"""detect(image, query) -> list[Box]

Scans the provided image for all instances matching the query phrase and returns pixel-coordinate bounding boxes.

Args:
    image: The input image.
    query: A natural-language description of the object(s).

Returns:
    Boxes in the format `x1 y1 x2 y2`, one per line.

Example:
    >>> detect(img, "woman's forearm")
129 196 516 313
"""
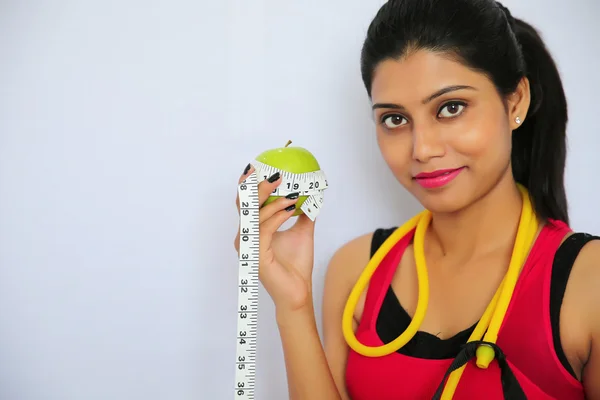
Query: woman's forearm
276 302 342 400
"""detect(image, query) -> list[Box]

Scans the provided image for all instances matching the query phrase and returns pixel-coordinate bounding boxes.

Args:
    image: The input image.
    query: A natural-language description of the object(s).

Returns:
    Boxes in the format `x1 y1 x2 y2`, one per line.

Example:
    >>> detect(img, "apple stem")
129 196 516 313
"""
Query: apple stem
285 140 292 147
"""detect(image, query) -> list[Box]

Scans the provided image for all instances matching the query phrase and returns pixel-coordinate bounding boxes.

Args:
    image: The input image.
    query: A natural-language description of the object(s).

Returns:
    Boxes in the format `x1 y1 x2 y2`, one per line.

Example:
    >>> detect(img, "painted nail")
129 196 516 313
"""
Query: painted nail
285 205 296 212
285 192 300 199
243 163 251 175
267 172 280 183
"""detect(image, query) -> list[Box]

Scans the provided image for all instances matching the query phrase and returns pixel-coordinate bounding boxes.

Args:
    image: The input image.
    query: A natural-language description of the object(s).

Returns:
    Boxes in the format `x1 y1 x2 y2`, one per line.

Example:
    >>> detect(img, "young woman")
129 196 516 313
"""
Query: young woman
234 0 600 398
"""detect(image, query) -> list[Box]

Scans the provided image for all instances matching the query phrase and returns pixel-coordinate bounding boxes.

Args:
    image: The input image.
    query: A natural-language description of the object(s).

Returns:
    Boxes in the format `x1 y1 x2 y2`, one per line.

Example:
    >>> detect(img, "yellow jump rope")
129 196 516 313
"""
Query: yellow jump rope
342 184 539 399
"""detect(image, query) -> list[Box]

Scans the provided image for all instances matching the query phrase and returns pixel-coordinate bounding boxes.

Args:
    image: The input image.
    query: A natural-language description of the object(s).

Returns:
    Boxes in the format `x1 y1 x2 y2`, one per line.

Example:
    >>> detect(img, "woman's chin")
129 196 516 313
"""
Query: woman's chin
411 185 470 215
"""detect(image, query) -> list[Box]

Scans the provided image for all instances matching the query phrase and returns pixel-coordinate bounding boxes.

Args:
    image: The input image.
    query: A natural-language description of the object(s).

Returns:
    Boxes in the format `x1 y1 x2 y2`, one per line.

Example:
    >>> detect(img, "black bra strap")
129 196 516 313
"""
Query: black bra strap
370 227 396 258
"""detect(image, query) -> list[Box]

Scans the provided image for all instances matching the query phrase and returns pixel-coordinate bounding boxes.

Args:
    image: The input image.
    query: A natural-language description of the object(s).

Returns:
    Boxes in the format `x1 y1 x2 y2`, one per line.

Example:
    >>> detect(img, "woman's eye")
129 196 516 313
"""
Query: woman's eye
382 114 407 129
438 102 466 118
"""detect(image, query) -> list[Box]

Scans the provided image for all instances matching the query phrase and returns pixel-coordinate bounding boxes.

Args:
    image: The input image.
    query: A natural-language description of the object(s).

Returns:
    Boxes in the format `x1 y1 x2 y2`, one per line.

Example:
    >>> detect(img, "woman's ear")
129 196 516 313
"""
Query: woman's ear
507 76 532 130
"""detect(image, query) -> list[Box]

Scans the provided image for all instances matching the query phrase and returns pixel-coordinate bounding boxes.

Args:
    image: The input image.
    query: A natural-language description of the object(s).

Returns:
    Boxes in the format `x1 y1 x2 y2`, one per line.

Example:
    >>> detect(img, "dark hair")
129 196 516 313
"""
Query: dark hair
360 0 569 224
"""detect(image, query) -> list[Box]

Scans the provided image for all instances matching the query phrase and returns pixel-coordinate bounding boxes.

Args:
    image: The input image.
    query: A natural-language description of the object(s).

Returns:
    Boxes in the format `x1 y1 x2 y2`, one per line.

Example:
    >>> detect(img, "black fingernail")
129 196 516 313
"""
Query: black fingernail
243 163 251 175
285 205 296 212
285 192 299 199
267 172 280 183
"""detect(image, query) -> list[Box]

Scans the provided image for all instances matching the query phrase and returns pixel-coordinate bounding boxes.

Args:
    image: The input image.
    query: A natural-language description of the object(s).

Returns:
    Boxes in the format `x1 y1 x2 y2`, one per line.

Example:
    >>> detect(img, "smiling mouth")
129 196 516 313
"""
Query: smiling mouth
413 167 465 189
414 167 464 179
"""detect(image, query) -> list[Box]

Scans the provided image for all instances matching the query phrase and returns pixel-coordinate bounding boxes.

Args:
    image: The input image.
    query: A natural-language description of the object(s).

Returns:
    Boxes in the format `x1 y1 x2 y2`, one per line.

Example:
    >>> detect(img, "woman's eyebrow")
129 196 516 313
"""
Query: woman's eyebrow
372 85 477 110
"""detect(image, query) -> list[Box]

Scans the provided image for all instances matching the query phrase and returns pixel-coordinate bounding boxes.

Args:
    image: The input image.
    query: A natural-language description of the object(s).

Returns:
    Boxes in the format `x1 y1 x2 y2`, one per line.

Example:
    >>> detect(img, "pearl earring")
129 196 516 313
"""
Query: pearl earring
515 116 521 124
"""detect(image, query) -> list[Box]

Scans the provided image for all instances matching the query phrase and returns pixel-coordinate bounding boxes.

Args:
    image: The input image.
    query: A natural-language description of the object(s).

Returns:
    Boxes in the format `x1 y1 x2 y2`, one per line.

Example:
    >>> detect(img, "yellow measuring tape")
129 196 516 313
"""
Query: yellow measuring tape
342 184 539 398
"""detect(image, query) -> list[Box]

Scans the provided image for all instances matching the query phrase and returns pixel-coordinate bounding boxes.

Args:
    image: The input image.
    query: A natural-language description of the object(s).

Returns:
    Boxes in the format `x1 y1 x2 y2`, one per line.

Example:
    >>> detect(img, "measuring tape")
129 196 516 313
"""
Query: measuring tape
235 159 328 399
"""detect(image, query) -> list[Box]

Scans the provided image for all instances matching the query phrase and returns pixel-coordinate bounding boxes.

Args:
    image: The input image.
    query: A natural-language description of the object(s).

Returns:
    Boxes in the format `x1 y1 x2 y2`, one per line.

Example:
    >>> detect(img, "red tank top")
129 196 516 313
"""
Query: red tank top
345 219 585 399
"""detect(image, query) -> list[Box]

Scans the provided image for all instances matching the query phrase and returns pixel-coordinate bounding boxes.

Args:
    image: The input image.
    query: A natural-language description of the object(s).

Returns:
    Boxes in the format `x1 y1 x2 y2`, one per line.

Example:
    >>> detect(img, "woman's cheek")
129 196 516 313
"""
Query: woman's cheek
452 107 510 154
448 117 506 158
384 147 414 185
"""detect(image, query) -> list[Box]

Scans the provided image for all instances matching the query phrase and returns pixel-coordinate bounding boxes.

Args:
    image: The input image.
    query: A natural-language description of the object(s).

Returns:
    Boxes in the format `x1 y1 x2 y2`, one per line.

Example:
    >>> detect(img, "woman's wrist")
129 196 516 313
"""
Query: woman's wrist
275 301 317 329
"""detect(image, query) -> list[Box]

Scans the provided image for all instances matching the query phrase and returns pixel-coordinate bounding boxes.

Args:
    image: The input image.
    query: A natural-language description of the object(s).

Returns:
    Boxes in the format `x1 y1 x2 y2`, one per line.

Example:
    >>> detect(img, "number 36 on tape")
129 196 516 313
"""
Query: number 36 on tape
234 160 328 399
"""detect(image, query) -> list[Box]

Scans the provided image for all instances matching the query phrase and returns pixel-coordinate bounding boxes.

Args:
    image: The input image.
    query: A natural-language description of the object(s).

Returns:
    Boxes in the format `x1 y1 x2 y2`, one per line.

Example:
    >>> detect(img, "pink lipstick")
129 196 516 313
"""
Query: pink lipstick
414 167 464 189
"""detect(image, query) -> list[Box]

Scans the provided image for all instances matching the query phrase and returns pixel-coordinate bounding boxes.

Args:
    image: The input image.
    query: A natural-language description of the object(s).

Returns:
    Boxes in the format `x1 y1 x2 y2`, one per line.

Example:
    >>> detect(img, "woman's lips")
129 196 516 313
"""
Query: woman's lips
414 167 465 189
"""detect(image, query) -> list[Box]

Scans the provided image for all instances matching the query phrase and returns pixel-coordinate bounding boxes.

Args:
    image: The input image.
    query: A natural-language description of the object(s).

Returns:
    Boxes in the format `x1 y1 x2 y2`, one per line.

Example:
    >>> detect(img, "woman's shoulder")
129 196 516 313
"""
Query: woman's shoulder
325 226 398 279
561 232 600 320
325 231 375 285
555 228 600 298
555 229 600 380
321 226 398 316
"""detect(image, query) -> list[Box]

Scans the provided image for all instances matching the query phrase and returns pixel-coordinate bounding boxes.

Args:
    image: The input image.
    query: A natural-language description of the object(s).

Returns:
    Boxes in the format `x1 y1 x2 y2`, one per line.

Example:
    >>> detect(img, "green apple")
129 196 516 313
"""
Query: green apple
255 140 321 216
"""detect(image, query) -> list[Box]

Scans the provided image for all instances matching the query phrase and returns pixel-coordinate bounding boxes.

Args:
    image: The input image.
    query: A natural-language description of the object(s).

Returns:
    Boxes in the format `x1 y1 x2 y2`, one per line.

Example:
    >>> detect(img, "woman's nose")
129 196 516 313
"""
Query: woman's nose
411 125 445 163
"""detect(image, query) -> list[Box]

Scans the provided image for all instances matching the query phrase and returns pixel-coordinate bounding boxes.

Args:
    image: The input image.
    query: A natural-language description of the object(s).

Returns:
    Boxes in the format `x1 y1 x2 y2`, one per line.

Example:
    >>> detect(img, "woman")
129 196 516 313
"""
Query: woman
234 0 600 398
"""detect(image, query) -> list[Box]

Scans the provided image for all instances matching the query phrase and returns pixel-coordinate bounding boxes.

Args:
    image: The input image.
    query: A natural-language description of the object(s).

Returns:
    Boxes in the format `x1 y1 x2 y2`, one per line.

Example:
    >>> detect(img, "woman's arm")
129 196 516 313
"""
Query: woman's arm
276 233 372 400
580 241 600 399
322 233 373 400
583 336 599 399
563 240 600 398
276 305 342 400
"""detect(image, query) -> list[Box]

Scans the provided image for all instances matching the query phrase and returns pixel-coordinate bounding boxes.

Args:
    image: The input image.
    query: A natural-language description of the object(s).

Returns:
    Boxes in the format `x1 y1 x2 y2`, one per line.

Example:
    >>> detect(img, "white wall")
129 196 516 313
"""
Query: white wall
0 1 598 399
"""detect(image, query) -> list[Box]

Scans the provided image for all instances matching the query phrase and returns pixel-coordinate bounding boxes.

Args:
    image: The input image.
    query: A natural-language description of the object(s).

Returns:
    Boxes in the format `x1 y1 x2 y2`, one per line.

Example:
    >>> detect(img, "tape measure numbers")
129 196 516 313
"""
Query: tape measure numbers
235 170 260 400
250 160 328 220
235 160 328 399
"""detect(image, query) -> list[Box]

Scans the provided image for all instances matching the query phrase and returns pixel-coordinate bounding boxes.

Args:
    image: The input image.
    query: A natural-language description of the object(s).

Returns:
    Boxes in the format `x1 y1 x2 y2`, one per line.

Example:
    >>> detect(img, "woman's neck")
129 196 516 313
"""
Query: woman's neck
427 177 524 264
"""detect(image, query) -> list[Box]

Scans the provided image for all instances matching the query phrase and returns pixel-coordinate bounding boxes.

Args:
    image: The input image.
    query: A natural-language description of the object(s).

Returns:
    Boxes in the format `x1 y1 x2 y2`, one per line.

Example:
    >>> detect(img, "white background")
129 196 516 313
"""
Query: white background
1 0 598 399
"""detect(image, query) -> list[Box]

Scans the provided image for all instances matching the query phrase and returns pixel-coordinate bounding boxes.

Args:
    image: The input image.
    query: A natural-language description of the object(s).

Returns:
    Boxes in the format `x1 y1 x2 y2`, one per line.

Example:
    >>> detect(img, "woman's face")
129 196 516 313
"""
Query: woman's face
370 49 527 214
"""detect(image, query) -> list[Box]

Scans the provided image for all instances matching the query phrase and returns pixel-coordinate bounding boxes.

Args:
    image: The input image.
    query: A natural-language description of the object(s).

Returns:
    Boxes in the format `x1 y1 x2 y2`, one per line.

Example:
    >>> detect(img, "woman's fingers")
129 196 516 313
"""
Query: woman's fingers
234 164 288 252
257 172 283 206
235 193 299 253
259 202 298 251
259 192 300 223
236 166 283 211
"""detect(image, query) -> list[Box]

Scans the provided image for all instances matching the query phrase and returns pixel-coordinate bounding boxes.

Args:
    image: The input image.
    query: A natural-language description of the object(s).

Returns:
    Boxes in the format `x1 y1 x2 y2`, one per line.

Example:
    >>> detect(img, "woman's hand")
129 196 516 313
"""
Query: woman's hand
234 164 317 313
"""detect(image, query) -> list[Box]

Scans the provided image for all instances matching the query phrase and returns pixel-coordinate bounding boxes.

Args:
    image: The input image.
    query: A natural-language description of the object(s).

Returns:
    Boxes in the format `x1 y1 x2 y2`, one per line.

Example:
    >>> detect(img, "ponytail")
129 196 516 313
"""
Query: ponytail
507 12 570 224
